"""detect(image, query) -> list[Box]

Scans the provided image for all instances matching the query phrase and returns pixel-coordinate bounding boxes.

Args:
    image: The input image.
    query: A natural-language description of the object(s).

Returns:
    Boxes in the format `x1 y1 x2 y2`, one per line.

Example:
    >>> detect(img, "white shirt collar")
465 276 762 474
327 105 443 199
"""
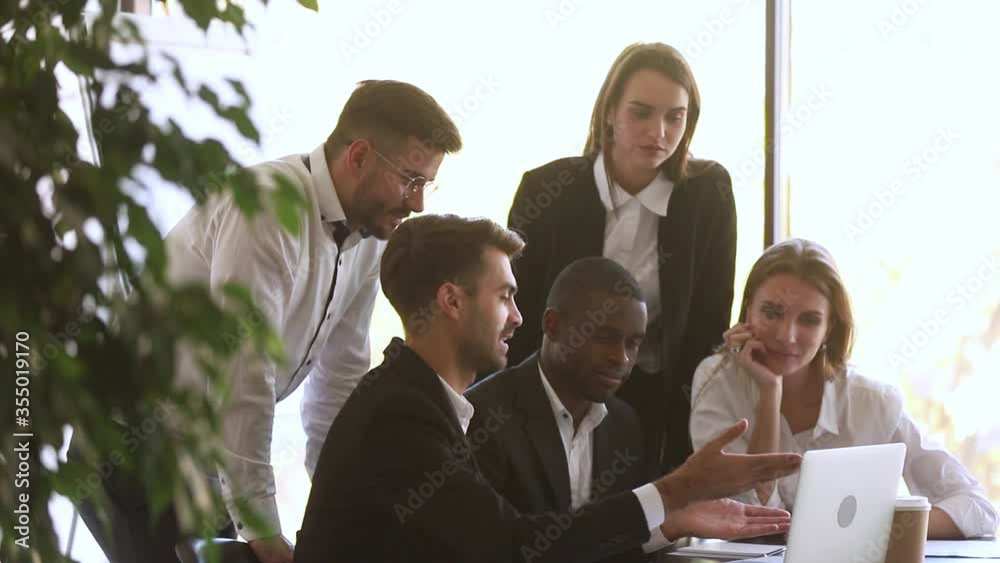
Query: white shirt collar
537 361 608 430
437 375 475 434
593 152 674 217
308 143 348 225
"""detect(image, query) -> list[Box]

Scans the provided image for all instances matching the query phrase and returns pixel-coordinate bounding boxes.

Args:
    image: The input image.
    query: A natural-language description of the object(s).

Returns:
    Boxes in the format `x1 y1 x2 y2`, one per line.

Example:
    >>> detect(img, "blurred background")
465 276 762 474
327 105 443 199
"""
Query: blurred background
53 0 1000 559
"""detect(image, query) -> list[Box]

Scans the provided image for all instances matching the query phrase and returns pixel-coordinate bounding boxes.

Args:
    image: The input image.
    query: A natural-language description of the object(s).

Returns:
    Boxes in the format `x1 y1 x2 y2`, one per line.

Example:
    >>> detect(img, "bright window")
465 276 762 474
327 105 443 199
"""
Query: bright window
786 0 1000 506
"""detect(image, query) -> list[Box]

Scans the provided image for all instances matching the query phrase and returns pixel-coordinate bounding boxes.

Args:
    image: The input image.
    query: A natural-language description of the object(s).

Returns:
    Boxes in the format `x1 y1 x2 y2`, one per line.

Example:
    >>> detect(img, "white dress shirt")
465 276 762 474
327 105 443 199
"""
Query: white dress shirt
438 376 475 434
165 143 385 540
537 363 673 551
690 354 1000 538
593 153 674 373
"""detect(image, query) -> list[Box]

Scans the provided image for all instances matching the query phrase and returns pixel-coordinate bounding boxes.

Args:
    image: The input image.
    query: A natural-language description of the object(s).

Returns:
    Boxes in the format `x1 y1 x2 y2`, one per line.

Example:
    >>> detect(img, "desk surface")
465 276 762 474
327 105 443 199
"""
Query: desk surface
663 537 1000 563
665 556 999 563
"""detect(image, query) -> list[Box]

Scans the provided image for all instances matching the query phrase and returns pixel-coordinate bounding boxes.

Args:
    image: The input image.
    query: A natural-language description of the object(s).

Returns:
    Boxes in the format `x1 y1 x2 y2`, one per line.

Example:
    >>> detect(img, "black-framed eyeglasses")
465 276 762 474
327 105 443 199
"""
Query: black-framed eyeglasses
373 149 439 199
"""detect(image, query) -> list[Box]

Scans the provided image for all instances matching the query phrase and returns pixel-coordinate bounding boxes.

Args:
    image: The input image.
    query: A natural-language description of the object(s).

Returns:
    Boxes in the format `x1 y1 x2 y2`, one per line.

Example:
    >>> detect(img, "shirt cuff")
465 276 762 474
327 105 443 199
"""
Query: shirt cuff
643 525 676 553
228 494 281 542
934 495 993 538
632 483 667 530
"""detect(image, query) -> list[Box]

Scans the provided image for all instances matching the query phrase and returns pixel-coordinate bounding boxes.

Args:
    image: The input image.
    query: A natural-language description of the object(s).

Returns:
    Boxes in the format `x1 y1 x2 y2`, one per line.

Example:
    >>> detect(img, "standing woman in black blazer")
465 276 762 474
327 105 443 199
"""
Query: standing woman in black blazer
505 42 736 473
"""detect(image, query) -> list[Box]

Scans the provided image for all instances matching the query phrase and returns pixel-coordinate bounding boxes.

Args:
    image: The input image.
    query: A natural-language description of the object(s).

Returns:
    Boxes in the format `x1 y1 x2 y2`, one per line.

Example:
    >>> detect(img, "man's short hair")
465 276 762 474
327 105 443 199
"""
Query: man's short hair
381 214 525 327
546 257 645 313
325 80 462 161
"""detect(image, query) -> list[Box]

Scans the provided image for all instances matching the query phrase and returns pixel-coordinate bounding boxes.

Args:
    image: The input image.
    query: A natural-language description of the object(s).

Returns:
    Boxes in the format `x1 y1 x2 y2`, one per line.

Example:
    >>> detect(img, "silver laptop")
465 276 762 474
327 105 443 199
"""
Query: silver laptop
752 443 906 563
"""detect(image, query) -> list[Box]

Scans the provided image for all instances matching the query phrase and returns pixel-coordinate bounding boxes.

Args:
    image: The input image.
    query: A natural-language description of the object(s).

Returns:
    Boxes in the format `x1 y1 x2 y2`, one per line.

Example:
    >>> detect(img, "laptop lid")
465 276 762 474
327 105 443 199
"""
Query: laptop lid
783 443 906 563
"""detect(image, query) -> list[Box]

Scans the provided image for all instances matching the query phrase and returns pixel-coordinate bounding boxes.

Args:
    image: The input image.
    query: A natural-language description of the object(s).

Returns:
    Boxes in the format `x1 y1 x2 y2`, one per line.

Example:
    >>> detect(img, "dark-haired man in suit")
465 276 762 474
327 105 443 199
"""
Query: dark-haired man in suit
468 257 781 561
296 215 798 563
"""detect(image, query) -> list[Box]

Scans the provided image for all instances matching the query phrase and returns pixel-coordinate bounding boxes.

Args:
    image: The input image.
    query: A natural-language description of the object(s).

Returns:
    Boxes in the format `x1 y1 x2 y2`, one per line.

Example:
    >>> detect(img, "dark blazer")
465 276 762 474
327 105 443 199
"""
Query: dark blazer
466 353 659 563
505 155 736 472
295 338 653 563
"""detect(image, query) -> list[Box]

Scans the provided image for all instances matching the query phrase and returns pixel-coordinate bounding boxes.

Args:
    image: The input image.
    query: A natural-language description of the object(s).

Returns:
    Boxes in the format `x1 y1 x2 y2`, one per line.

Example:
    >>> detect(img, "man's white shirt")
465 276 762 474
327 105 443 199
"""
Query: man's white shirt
536 362 673 552
165 143 384 540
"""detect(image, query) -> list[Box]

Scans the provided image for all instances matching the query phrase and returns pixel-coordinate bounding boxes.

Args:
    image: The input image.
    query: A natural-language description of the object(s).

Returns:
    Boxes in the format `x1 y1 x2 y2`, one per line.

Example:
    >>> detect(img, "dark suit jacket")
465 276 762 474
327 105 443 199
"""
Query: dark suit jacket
295 338 653 563
466 353 658 563
505 155 736 471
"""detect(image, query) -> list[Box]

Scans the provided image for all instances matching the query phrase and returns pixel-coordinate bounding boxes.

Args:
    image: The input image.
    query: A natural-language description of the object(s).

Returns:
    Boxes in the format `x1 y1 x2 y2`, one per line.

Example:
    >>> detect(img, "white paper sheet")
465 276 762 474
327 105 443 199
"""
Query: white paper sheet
925 539 1000 558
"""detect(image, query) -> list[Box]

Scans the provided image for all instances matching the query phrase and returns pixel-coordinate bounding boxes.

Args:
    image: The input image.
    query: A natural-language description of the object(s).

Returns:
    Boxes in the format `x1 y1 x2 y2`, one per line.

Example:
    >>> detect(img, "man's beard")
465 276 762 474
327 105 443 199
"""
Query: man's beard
350 172 404 240
458 314 507 376
348 173 378 236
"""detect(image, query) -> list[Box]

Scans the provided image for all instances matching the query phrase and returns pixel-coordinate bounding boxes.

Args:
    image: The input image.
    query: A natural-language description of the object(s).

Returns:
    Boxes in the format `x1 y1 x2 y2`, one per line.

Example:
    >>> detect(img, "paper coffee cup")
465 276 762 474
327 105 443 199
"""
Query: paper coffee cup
884 496 931 563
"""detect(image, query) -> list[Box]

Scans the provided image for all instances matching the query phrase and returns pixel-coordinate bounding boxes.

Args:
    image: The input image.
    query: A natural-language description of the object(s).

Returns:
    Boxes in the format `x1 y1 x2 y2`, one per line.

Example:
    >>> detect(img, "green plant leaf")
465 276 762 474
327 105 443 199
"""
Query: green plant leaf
272 173 306 236
127 202 166 283
226 78 252 108
0 1 320 559
178 0 218 30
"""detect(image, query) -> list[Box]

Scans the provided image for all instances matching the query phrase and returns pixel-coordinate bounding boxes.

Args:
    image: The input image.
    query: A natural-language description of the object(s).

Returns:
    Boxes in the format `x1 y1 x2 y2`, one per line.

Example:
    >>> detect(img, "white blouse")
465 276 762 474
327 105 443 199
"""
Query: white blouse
592 153 673 373
689 354 999 538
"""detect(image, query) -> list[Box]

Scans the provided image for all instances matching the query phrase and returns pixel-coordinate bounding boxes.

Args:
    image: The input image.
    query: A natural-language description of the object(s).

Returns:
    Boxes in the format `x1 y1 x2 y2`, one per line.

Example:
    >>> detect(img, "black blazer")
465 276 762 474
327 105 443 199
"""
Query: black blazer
505 155 736 472
295 338 653 563
466 353 659 563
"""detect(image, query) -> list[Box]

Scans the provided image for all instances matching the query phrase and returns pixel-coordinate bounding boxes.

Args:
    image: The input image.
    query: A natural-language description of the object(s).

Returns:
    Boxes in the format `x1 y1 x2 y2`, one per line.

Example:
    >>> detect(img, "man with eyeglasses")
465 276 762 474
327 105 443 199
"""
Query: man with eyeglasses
73 80 461 563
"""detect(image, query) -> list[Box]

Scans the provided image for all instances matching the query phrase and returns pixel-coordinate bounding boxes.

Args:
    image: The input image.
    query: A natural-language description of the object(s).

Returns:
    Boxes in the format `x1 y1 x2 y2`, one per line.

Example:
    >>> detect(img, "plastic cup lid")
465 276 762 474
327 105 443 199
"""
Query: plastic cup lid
895 495 931 510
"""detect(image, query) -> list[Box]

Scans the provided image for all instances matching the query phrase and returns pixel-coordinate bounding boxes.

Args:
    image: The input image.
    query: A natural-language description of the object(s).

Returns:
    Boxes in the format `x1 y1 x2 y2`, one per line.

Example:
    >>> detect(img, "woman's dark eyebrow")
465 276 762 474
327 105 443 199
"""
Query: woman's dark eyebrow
627 100 687 112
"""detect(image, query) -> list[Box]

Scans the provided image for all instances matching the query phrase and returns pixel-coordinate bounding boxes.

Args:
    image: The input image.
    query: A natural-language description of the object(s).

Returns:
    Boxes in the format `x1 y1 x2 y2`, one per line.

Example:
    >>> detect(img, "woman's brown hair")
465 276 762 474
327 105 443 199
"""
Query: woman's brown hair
584 42 702 184
692 238 856 407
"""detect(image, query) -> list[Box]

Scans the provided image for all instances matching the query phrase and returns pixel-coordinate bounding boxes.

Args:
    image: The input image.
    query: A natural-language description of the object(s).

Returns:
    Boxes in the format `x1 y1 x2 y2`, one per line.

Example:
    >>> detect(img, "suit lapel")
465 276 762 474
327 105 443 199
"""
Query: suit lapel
656 182 691 382
515 356 573 509
557 156 606 261
389 338 466 440
590 418 612 499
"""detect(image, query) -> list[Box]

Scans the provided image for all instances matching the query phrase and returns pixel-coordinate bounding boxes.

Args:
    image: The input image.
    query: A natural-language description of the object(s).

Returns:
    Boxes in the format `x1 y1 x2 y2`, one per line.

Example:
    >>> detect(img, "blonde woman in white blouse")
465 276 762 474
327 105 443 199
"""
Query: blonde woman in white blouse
689 238 998 539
